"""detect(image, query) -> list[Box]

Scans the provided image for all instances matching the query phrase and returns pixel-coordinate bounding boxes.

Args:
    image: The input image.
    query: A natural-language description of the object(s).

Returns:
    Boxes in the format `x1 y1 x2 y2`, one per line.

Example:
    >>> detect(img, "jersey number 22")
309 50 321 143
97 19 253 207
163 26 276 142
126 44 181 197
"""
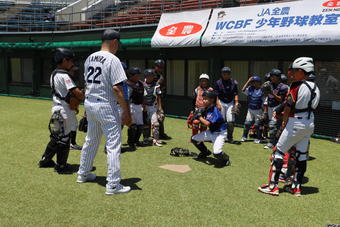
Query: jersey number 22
87 66 101 84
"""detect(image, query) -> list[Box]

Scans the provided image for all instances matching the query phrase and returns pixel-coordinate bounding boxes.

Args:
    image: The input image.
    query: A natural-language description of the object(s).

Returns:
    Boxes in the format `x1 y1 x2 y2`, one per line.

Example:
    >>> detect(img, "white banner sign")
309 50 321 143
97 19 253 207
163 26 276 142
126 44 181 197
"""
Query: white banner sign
151 9 211 48
200 0 340 46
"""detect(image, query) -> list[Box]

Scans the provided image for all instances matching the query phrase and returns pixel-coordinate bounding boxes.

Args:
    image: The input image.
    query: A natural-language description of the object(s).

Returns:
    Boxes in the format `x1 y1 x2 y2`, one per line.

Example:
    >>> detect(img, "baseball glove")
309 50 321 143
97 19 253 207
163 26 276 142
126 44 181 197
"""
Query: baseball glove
170 147 197 157
192 108 207 120
261 81 273 95
69 95 82 113
78 116 88 132
231 103 241 115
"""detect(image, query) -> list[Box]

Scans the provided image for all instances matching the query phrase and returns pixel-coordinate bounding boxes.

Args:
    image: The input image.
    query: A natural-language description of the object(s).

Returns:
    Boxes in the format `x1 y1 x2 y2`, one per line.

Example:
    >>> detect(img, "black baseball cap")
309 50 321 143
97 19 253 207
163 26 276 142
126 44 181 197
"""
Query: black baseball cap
128 67 141 76
102 29 120 41
221 66 231 73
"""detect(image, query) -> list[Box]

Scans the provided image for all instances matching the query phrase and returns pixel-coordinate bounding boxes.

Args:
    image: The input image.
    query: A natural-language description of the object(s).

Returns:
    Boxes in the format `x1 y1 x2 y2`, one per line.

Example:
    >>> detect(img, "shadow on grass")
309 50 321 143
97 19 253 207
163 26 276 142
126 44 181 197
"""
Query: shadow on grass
193 157 230 169
302 186 319 195
93 176 142 190
68 164 96 174
308 156 316 161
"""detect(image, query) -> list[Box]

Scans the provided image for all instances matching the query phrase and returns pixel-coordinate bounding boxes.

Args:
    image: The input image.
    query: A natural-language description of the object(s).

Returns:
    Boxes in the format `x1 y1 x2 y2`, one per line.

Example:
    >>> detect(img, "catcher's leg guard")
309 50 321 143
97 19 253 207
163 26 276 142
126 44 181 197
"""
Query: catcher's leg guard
39 138 58 167
56 142 70 167
292 159 307 189
227 122 235 141
255 124 263 140
268 120 278 145
192 120 200 136
268 150 284 185
127 124 138 146
213 152 230 167
159 119 165 137
70 131 77 145
152 122 160 140
242 121 252 138
191 138 211 158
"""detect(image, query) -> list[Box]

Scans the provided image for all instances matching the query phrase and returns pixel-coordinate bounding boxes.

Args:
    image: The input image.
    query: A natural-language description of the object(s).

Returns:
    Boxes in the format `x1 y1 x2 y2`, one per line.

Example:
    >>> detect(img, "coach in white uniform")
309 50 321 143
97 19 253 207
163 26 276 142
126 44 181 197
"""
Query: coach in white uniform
77 29 132 195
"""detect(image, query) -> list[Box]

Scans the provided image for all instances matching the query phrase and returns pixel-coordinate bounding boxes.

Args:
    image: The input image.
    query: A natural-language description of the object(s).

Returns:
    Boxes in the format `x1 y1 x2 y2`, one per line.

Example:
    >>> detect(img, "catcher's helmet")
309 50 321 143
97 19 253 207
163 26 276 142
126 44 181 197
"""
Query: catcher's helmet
270 69 282 77
121 62 127 70
127 67 141 77
292 57 314 73
54 48 75 64
281 74 288 83
221 66 231 73
199 73 210 80
154 59 165 67
251 75 261 82
144 69 155 76
202 90 217 99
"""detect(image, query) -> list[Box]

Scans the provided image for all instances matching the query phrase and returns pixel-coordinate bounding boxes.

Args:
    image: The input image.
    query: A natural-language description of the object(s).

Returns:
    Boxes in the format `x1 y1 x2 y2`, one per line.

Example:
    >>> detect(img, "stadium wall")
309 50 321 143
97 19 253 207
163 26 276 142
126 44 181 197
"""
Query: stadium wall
0 27 339 137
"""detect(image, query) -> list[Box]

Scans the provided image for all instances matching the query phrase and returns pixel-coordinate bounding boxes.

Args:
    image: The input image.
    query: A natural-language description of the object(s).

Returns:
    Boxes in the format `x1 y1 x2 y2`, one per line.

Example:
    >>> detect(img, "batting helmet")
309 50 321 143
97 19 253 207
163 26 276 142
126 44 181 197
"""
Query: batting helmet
202 90 217 99
251 76 261 82
127 67 141 77
154 59 165 67
281 74 288 83
270 69 282 77
144 69 155 76
199 73 210 80
221 66 232 73
54 48 75 64
292 57 314 73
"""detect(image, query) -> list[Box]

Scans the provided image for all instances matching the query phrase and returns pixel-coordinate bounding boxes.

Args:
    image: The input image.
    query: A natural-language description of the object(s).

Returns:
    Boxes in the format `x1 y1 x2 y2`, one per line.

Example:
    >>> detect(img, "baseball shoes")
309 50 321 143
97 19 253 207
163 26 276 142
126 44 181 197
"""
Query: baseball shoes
70 144 82 150
240 137 247 142
153 139 163 147
38 159 56 168
54 164 73 174
197 150 212 159
264 143 273 149
106 183 131 195
284 185 301 197
76 173 97 183
258 184 279 196
227 139 241 145
160 134 172 140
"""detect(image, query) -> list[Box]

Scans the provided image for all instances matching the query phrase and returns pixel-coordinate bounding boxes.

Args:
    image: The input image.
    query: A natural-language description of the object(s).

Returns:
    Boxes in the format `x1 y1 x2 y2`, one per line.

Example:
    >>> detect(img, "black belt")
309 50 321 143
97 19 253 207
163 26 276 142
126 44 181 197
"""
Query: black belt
86 97 100 101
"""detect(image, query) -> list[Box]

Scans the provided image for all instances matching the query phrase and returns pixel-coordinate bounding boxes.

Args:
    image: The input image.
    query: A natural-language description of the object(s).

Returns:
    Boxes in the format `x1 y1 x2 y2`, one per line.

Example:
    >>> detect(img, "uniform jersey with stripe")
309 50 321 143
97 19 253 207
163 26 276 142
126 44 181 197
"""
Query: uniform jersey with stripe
50 69 76 105
84 50 127 102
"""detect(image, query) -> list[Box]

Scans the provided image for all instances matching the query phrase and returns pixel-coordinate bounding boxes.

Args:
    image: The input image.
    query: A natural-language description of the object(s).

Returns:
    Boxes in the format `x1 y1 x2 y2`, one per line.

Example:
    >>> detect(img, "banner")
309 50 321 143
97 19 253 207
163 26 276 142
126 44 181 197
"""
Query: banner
201 0 340 46
151 9 211 48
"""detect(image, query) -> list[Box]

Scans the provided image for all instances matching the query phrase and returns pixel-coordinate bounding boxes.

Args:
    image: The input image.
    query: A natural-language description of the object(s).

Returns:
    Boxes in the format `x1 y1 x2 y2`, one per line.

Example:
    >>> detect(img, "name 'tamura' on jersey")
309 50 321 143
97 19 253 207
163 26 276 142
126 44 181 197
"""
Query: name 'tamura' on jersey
84 50 127 103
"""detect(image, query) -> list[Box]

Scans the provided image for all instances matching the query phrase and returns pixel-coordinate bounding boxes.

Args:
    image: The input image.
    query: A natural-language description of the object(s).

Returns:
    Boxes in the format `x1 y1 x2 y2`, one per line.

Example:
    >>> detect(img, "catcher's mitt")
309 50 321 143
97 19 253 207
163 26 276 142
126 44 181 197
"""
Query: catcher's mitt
170 147 197 157
261 81 273 95
192 107 207 120
231 103 241 115
78 116 88 132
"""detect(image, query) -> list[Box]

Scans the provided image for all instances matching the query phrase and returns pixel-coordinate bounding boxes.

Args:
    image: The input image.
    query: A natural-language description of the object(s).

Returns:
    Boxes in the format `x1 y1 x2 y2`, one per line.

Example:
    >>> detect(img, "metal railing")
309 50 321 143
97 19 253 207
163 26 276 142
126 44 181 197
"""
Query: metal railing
0 0 295 32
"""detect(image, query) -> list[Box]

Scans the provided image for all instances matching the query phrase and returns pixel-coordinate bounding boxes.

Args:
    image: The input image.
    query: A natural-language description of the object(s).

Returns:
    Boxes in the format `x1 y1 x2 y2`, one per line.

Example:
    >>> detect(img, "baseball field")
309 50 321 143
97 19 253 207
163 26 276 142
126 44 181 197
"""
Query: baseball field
0 96 339 226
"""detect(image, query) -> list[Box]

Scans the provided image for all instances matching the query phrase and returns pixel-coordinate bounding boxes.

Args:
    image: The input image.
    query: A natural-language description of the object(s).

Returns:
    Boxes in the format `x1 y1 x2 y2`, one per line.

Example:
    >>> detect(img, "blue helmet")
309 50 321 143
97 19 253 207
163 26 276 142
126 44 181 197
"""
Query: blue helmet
270 69 282 77
251 75 261 82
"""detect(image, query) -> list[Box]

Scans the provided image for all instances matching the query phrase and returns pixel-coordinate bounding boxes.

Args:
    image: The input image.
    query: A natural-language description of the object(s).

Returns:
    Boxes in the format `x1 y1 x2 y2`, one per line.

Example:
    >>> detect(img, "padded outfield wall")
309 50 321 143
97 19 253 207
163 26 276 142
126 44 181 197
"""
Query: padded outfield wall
0 27 339 138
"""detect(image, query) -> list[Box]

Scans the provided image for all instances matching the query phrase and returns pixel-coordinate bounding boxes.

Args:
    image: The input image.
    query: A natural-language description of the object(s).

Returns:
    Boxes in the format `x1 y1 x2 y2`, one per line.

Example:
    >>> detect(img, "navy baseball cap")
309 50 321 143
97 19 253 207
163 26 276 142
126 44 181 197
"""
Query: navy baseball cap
144 69 154 76
102 29 120 41
154 59 165 67
221 67 231 73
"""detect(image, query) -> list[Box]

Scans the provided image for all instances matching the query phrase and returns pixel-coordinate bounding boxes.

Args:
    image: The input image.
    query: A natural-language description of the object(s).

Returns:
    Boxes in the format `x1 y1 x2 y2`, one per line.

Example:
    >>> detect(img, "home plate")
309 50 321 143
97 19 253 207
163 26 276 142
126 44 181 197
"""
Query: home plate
159 164 192 173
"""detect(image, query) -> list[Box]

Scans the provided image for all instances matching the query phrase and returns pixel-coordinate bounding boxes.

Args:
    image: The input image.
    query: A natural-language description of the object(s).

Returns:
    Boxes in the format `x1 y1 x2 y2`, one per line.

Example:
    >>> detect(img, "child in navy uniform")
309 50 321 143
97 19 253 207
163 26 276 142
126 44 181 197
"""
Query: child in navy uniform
241 76 265 143
191 90 231 167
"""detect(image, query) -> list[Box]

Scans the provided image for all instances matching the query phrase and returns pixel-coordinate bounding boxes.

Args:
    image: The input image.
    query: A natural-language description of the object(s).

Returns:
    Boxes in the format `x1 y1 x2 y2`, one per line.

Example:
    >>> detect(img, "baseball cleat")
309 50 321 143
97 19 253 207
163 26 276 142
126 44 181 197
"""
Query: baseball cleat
38 159 56 168
106 184 131 195
285 185 301 197
153 139 163 147
264 143 274 149
240 137 247 142
76 173 97 183
160 134 172 140
227 139 241 145
54 164 73 174
197 150 212 159
258 184 279 196
70 144 83 150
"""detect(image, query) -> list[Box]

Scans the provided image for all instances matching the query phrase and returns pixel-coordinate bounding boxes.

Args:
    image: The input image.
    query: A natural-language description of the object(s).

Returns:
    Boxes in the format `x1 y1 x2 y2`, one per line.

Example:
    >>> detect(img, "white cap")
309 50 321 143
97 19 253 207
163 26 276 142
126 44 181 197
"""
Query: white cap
292 57 314 73
199 73 210 80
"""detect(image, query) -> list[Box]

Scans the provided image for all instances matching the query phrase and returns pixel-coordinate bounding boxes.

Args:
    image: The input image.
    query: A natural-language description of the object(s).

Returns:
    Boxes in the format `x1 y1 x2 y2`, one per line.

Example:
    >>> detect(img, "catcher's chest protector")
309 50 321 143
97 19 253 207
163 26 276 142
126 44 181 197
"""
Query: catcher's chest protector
130 81 144 105
144 82 158 105
195 86 212 108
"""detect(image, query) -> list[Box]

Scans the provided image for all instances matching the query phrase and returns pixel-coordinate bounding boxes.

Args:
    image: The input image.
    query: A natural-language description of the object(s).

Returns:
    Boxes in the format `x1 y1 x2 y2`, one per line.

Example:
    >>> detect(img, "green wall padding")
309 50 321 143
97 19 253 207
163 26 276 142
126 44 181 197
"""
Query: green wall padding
0 38 152 49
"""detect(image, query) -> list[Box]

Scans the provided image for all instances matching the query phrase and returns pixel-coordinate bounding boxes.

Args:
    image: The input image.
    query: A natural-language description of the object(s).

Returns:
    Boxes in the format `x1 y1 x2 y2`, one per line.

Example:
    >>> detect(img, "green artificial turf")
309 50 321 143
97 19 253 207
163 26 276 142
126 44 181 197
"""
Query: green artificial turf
0 96 339 226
